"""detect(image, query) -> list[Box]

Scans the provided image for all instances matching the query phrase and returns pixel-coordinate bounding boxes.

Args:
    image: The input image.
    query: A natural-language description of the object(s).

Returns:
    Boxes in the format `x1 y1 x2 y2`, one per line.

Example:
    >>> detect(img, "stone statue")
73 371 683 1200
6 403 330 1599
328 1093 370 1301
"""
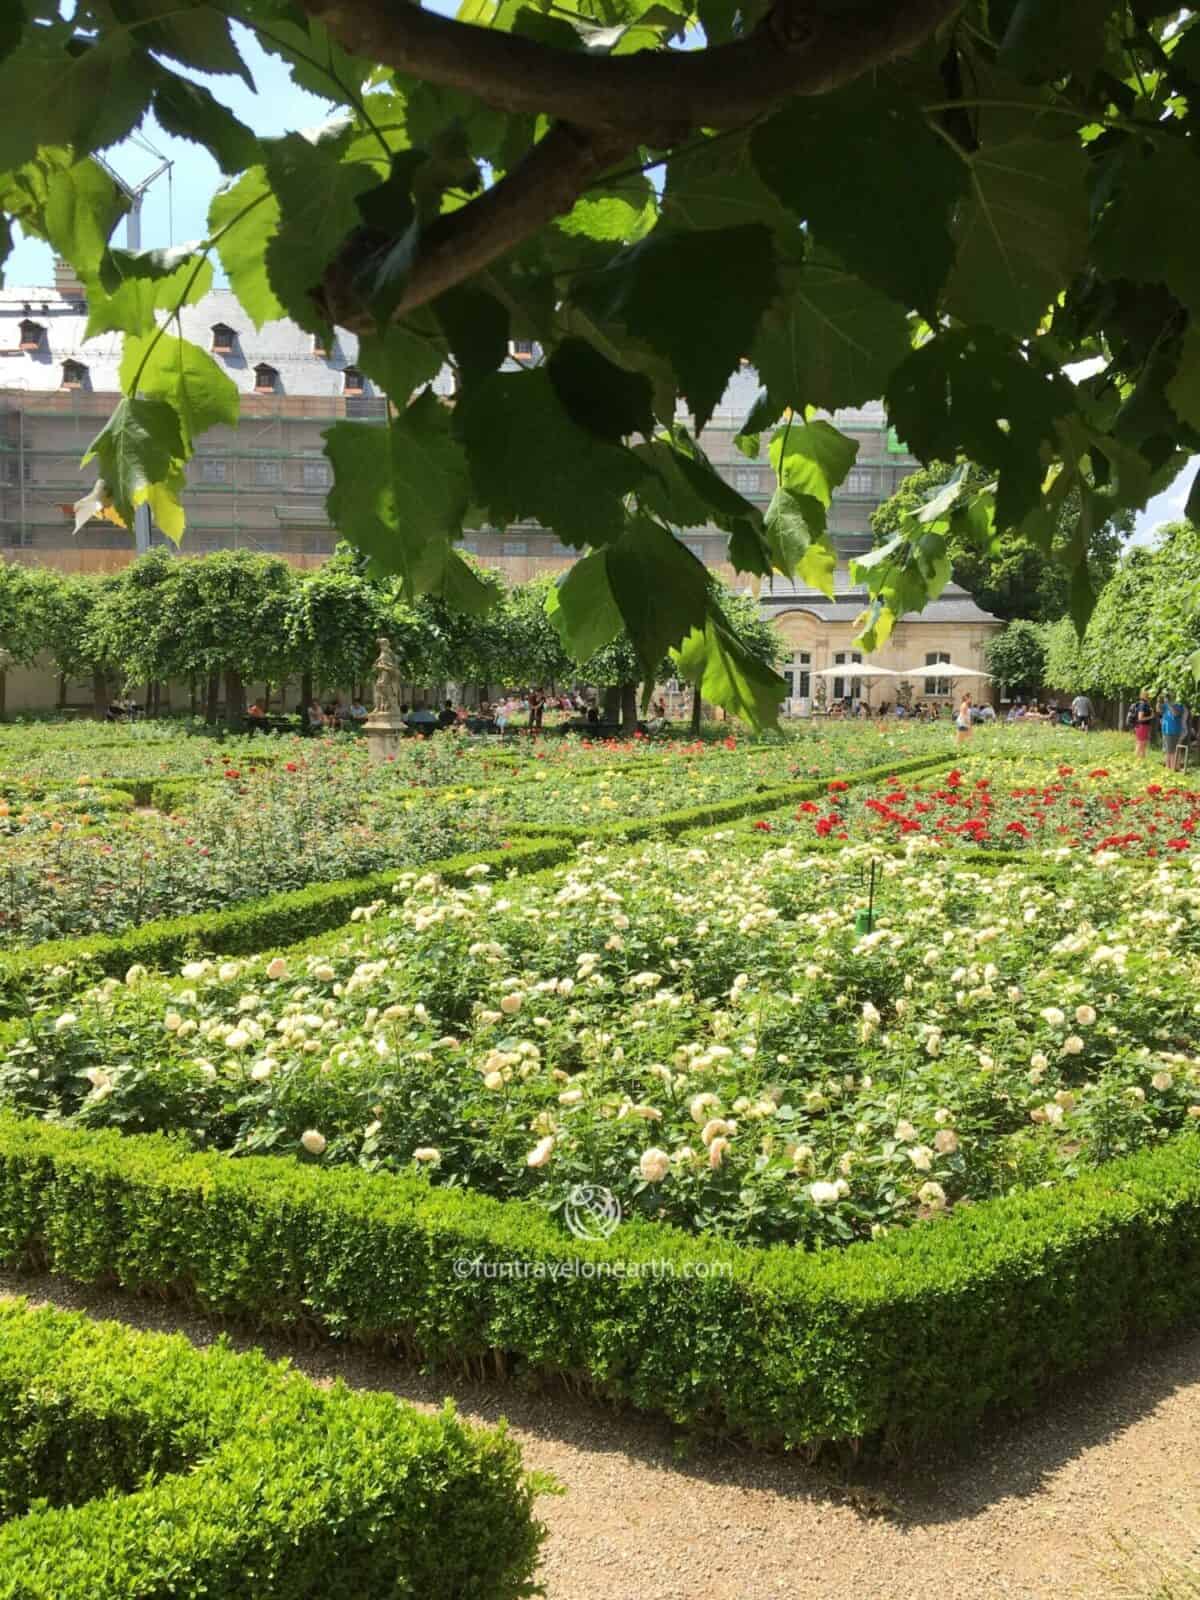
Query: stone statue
371 636 403 715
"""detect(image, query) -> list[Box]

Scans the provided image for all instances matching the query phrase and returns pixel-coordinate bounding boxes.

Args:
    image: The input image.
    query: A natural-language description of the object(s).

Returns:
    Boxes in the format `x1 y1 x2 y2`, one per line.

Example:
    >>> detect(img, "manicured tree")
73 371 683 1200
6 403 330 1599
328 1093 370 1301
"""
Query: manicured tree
162 552 296 724
87 552 182 712
0 560 45 718
985 620 1048 702
32 570 120 716
285 562 389 707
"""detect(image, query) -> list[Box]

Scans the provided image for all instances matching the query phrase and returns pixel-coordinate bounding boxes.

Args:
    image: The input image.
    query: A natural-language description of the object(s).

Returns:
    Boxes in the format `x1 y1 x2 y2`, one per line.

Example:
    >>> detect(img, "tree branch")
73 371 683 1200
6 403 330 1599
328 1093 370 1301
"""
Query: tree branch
301 0 964 134
320 122 636 330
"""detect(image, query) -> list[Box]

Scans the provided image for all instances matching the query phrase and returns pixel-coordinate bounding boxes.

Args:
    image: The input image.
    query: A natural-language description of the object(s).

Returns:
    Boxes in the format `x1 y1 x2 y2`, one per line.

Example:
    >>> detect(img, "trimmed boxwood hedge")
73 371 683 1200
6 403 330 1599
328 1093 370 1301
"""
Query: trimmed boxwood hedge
2 1116 1199 1449
0 835 573 1016
0 1298 545 1599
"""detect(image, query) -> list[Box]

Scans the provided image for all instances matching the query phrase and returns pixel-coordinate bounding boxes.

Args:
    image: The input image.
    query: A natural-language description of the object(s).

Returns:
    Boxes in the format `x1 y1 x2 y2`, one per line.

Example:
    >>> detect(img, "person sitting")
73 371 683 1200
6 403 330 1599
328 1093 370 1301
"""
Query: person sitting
246 699 269 735
646 698 669 736
305 699 326 732
437 698 458 730
406 702 438 737
348 698 368 723
585 704 600 726
329 698 348 730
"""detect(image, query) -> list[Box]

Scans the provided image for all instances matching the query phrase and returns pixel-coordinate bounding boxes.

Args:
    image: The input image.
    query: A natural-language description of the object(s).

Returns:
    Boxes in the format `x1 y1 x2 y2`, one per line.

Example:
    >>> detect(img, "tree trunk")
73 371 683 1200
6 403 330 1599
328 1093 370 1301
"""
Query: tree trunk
0 669 6 721
56 673 67 710
602 685 620 723
300 671 313 714
92 670 108 720
691 685 702 736
151 680 162 716
205 673 220 725
189 679 197 718
223 667 245 726
620 682 638 731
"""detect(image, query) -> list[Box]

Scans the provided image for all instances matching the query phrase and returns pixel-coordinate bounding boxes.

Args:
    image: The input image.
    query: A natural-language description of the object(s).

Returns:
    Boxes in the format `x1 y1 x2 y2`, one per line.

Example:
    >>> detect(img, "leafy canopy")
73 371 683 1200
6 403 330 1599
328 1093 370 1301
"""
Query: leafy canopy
4 0 1200 721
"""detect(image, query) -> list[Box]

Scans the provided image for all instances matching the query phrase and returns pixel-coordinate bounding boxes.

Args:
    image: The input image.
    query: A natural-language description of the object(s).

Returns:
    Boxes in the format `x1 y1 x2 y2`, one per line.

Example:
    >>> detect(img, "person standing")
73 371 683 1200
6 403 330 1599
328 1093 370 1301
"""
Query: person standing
1071 691 1093 730
1131 690 1155 759
1160 693 1188 770
955 692 973 745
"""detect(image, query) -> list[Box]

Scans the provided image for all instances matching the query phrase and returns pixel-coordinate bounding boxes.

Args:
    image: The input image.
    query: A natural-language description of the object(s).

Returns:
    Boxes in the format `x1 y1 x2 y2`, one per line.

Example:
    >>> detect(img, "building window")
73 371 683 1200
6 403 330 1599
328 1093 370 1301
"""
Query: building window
510 340 535 360
18 320 44 351
833 650 862 702
789 651 811 701
733 468 761 494
342 366 364 394
502 538 528 556
924 652 951 696
198 456 228 483
302 457 330 489
254 459 283 485
253 363 278 394
61 359 87 389
210 323 236 354
846 468 875 496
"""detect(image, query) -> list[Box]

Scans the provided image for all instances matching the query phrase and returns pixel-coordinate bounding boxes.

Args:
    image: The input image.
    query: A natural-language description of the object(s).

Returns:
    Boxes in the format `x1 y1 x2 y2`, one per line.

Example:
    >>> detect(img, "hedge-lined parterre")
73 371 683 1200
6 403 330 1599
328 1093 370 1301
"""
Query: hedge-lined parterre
0 1296 548 1598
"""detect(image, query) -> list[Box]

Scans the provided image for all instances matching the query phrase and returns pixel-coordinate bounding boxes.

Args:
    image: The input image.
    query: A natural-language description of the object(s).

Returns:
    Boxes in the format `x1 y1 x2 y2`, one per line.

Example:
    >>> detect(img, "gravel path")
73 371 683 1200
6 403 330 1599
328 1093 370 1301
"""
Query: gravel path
3 1269 1198 1599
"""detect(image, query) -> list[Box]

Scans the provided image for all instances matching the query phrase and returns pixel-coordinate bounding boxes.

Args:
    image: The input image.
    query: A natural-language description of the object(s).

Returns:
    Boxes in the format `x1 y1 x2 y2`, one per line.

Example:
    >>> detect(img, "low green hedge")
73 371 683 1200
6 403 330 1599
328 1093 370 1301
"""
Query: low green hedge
0 835 573 1016
3 1116 1198 1448
0 1298 545 1599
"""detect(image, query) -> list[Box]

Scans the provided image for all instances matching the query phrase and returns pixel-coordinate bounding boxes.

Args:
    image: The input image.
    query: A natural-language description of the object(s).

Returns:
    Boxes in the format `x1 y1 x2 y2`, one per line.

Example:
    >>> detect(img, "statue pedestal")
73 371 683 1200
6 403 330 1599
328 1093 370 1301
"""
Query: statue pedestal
364 711 407 763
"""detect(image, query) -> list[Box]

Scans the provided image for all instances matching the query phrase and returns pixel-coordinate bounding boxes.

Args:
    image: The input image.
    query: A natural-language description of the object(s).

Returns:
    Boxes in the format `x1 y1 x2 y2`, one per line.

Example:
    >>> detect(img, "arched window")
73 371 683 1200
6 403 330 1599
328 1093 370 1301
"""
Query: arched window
18 320 44 351
61 359 87 389
342 366 364 394
210 323 236 354
253 362 278 393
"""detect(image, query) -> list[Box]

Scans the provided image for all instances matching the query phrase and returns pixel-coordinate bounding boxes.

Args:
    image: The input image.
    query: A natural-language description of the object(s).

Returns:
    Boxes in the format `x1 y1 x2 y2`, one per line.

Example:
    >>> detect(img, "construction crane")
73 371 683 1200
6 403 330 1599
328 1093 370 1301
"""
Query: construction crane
96 133 174 253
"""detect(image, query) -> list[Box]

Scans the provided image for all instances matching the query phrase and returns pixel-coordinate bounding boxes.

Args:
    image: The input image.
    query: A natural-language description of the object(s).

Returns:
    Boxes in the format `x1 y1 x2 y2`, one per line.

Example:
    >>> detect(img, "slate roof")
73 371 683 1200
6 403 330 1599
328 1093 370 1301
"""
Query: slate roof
758 572 1002 626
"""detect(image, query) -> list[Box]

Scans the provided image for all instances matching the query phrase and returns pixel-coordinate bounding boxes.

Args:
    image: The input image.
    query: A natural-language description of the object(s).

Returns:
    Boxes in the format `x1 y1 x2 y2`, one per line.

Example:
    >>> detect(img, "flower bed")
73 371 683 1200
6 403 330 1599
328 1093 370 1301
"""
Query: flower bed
0 1297 545 1598
7 835 1200 1249
761 760 1200 857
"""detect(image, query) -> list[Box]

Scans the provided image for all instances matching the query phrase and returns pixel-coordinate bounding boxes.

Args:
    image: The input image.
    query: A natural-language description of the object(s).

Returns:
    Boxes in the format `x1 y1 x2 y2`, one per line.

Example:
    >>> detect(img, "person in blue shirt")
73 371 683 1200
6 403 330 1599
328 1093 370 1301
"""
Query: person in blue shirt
1160 694 1189 771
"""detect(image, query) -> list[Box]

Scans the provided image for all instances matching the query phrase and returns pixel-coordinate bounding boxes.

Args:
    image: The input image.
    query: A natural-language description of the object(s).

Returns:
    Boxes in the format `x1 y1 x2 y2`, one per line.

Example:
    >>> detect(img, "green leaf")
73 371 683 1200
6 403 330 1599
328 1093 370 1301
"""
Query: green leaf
0 4 23 69
388 389 473 585
209 169 285 329
751 80 966 313
433 285 510 386
88 246 213 338
42 158 127 268
733 388 781 459
752 252 912 412
249 10 375 97
1168 326 1200 430
105 0 253 82
1092 143 1200 317
323 423 395 567
356 319 445 401
672 610 785 728
548 552 624 661
81 397 185 527
0 27 159 171
999 0 1113 82
547 338 654 442
120 334 240 451
154 75 259 175
604 516 710 681
942 136 1089 337
263 131 378 332
763 486 836 593
573 223 778 429
455 369 649 546
768 419 858 508
662 130 797 232
435 548 497 614
144 462 189 544
886 328 1076 527
558 172 657 242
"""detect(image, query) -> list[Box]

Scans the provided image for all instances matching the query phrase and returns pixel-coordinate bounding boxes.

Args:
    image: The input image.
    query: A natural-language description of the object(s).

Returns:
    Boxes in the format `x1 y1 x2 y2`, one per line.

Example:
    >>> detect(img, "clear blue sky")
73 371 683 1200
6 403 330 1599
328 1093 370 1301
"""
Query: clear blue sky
4 12 1192 542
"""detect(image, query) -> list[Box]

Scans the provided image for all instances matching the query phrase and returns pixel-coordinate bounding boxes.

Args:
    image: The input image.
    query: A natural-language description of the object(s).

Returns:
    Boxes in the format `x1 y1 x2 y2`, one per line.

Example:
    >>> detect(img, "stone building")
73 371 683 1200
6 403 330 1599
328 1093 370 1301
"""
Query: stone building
0 283 1001 710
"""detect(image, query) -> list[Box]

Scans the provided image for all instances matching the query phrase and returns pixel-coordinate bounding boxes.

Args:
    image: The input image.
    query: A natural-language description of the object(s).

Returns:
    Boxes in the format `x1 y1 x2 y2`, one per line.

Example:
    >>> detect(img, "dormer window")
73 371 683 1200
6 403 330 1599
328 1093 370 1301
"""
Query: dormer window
18 320 44 352
61 359 87 389
254 362 278 394
210 323 236 355
342 366 364 394
510 340 535 360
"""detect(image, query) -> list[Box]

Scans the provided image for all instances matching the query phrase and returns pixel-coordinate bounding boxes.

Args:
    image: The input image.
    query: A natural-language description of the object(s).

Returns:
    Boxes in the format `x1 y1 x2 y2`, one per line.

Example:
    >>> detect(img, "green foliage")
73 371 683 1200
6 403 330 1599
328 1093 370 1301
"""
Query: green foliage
0 1300 544 1599
3 1112 1200 1448
871 461 1128 621
5 0 1200 722
984 620 1049 695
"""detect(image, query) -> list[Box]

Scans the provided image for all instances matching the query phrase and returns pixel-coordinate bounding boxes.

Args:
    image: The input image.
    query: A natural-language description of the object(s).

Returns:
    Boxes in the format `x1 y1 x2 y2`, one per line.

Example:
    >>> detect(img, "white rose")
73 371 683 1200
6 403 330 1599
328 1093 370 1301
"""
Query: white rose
700 1117 736 1146
300 1129 327 1155
499 992 523 1016
224 1028 251 1052
1075 1005 1096 1026
413 1146 442 1166
1030 1051 1049 1071
708 1136 730 1170
53 1012 77 1034
1040 1007 1066 1027
894 1119 918 1143
907 1145 934 1172
313 964 335 982
163 1011 183 1033
1152 1070 1174 1092
639 1148 671 1182
808 1180 841 1207
526 1135 555 1168
181 961 209 981
689 1093 720 1124
933 1129 959 1155
266 958 288 980
1062 1035 1084 1055
558 1089 585 1107
217 962 240 983
918 1181 947 1210
791 1144 814 1170
125 964 148 985
249 1060 273 1081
